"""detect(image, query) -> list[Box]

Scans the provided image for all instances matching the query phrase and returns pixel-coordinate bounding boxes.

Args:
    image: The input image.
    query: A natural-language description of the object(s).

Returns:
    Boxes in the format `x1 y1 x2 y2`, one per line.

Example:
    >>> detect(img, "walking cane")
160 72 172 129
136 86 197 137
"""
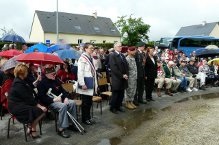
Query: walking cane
47 88 86 134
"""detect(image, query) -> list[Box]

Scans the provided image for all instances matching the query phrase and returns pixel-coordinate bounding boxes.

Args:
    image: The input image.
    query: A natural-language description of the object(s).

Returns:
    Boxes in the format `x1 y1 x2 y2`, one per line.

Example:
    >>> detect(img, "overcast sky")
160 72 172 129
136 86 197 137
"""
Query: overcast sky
0 0 219 41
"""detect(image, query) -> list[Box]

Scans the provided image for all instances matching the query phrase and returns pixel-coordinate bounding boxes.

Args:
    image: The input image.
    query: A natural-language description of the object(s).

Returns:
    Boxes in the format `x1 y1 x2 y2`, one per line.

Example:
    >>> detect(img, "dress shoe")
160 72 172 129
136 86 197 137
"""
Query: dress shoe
89 119 96 124
117 107 125 112
57 130 70 138
110 108 118 114
165 91 173 96
83 120 93 125
150 98 155 101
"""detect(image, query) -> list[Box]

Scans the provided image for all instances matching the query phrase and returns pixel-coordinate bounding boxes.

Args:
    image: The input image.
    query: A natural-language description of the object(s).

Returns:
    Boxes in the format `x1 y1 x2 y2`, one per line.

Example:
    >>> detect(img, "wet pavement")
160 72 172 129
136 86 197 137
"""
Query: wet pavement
1 87 219 145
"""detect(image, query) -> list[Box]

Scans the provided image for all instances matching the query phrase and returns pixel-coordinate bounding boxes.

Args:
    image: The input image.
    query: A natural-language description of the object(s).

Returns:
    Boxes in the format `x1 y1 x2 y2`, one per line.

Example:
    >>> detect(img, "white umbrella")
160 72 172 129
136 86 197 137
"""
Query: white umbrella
205 45 219 49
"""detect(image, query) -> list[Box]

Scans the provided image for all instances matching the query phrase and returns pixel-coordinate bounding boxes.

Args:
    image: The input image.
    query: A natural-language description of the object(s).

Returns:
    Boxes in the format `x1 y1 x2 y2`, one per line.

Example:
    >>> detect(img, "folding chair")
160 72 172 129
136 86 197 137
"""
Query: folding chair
98 72 112 103
7 113 42 142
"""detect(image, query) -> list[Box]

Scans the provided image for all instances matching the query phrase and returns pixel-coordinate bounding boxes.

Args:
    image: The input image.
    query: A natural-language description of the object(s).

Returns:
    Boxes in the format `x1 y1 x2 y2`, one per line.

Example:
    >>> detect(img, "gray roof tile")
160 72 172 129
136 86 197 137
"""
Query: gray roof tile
176 22 218 36
36 10 121 37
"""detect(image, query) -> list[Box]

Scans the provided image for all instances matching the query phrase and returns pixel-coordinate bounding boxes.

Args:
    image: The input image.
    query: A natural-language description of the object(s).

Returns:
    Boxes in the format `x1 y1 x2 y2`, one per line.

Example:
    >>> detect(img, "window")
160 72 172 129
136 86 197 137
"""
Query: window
94 27 100 32
74 26 81 30
78 39 83 44
110 29 116 32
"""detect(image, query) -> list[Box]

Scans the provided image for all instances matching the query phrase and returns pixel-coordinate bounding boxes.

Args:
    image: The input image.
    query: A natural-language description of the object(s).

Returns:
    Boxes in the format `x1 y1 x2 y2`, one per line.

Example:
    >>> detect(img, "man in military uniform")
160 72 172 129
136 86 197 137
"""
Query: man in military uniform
125 47 138 109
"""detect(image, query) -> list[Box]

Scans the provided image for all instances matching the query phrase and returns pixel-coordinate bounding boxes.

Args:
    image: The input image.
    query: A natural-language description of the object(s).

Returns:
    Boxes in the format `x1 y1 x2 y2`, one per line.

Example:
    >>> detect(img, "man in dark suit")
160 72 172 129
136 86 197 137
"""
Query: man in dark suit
134 42 146 105
109 42 129 114
145 47 157 101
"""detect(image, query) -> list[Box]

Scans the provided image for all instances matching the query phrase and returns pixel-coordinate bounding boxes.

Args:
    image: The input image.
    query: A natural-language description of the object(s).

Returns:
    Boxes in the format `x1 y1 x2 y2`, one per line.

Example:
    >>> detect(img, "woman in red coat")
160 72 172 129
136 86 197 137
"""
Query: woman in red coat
57 61 76 83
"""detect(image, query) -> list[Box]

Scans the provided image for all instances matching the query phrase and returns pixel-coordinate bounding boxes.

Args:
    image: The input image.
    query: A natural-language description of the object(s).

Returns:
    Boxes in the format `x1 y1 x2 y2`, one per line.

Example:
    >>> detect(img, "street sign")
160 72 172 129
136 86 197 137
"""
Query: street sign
46 39 50 45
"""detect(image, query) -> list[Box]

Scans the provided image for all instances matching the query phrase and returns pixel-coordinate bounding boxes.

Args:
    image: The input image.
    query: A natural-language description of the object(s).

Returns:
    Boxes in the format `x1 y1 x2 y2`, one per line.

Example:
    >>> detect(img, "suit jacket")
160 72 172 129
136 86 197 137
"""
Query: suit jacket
135 50 145 78
109 51 129 90
144 55 157 78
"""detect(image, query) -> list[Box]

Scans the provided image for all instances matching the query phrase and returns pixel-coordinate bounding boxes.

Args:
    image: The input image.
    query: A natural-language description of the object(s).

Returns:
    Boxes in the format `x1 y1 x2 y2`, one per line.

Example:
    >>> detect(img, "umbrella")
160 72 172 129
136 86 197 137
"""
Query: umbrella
1 56 20 71
16 52 64 65
195 45 219 57
208 58 219 65
205 45 218 49
25 43 48 53
1 34 25 43
0 49 23 58
47 44 71 53
53 49 81 60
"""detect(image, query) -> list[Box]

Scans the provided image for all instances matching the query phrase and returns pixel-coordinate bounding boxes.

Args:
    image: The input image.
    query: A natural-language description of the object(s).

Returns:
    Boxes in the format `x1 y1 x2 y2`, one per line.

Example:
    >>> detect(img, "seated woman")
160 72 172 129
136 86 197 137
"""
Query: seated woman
26 63 41 89
8 63 47 139
57 61 76 83
198 59 213 87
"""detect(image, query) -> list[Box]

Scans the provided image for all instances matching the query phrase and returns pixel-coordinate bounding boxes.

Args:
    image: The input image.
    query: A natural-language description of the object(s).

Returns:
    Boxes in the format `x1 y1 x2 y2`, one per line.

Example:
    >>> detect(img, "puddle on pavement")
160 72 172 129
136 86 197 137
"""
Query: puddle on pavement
98 92 219 145
114 108 157 136
176 93 219 103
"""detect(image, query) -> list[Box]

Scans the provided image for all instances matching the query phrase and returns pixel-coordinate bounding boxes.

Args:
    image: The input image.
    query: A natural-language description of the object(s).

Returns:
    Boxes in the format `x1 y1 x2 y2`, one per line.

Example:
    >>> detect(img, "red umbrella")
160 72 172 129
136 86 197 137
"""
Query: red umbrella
0 49 23 58
15 52 64 65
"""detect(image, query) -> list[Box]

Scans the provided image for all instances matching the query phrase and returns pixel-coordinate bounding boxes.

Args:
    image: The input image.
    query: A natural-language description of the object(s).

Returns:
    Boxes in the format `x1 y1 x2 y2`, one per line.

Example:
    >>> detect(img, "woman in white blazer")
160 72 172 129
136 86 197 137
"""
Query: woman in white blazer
77 43 97 125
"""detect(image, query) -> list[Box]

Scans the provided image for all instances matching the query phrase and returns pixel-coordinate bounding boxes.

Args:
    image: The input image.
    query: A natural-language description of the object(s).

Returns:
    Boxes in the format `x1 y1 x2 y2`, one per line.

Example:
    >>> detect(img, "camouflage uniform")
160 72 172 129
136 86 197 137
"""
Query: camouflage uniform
126 56 137 101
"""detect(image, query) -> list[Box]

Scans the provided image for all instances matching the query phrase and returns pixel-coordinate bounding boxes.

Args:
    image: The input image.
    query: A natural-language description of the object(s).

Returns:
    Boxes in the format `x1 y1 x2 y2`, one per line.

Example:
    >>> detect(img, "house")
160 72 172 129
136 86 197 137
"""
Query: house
29 10 121 44
176 21 219 38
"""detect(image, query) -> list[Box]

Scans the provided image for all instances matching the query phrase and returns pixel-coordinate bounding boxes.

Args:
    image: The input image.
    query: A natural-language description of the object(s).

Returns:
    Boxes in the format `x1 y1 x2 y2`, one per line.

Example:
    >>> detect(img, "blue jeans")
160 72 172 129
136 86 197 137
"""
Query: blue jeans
49 100 76 129
178 77 188 90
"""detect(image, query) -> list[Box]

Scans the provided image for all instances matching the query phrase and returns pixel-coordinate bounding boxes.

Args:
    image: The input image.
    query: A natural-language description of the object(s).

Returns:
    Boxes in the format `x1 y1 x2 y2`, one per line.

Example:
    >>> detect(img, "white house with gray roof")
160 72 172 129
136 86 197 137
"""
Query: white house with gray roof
176 21 219 38
29 10 121 44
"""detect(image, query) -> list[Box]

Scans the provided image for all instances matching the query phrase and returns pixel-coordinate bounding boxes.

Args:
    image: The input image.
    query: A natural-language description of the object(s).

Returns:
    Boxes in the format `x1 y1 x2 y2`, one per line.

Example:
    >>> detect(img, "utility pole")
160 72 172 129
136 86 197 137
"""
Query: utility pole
56 0 59 43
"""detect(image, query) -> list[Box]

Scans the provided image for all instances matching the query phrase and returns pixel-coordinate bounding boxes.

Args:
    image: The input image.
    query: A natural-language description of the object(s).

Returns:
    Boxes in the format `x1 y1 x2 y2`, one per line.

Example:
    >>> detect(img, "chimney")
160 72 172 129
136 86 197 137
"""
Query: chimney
202 21 207 26
92 11 97 19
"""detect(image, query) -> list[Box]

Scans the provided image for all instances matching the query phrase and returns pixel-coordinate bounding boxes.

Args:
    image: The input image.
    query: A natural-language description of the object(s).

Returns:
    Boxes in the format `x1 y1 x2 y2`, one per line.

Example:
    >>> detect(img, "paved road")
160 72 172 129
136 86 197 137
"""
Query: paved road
0 87 219 145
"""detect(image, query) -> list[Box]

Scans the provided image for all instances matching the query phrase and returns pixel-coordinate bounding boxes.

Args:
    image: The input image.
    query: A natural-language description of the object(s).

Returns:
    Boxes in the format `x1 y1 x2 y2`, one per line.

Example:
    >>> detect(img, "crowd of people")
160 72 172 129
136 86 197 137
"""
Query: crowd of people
0 41 219 140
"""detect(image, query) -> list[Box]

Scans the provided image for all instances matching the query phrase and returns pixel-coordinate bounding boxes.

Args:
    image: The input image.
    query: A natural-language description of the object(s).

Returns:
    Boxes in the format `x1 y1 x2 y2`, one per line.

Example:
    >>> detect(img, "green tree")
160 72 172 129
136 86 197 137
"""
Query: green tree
115 15 150 46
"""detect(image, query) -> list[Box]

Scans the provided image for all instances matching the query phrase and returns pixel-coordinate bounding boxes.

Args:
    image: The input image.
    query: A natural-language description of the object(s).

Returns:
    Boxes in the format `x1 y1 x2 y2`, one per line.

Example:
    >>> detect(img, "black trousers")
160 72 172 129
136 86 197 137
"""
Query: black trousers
110 90 124 110
134 77 145 102
81 95 92 122
145 77 155 100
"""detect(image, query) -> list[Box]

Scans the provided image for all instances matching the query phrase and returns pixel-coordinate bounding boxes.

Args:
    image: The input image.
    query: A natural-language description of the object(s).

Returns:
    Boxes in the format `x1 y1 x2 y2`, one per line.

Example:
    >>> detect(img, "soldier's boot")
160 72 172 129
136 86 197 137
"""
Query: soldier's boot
125 101 134 110
130 101 137 109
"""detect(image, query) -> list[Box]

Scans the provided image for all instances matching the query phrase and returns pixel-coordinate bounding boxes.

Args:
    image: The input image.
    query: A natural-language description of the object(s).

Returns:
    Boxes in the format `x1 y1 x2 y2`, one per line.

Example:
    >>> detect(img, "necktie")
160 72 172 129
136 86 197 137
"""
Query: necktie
119 53 124 62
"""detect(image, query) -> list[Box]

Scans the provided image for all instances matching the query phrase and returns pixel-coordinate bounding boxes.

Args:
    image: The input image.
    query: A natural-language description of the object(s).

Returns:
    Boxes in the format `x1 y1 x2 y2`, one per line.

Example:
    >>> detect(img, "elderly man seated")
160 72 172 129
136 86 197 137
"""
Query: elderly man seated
172 61 189 92
155 60 173 97
37 66 77 138
163 61 181 93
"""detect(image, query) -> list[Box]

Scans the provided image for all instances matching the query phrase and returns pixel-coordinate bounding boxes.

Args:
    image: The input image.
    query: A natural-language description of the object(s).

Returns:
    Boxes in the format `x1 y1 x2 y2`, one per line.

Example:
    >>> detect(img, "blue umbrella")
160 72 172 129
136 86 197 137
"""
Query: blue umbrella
1 34 25 43
47 44 71 53
53 49 81 60
25 43 48 53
